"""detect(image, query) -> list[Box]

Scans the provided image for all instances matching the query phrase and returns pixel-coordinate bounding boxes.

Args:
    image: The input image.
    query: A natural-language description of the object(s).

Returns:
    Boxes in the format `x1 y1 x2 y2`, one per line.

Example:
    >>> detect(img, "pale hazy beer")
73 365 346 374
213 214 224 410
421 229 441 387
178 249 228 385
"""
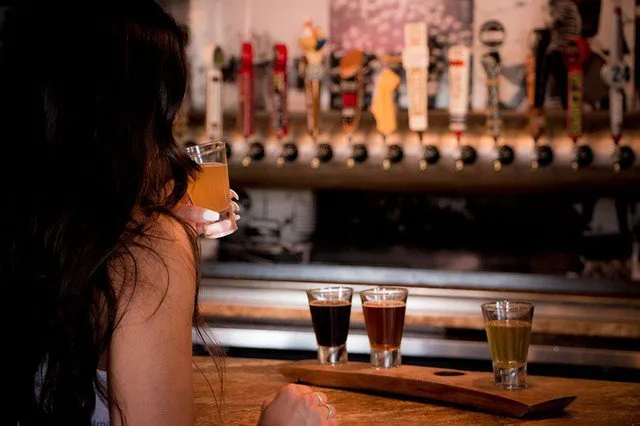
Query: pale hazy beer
184 141 236 238
481 301 534 389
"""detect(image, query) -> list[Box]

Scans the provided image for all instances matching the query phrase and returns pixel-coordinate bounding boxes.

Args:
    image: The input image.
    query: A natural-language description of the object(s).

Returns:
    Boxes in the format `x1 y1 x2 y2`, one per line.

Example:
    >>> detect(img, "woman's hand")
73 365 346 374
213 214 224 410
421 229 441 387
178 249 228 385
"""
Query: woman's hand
258 384 338 426
173 190 240 238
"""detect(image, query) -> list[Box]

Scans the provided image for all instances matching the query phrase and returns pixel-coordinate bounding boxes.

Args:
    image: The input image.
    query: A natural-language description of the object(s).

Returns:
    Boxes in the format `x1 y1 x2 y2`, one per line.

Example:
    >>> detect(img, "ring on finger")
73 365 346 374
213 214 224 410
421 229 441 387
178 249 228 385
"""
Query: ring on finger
313 392 327 405
319 403 335 419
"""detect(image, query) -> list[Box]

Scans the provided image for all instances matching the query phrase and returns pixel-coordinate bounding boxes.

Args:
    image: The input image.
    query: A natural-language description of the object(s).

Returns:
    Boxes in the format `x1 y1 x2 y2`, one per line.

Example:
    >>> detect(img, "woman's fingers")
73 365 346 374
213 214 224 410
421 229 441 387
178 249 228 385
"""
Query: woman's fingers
289 384 314 395
231 201 240 213
203 219 236 239
303 391 327 406
259 384 338 426
230 189 239 200
318 403 336 420
173 204 220 223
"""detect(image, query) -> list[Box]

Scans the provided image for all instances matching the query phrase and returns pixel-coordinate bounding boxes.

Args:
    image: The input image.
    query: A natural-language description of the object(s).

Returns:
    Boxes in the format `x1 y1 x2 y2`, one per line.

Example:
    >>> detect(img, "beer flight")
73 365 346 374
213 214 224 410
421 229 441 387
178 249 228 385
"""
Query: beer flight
307 286 535 390
183 139 536 390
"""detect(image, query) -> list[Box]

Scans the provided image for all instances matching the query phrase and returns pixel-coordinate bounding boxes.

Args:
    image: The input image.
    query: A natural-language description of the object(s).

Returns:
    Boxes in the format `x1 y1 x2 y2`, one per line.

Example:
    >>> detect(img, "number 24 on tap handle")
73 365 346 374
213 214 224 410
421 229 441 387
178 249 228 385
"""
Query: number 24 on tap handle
603 6 634 172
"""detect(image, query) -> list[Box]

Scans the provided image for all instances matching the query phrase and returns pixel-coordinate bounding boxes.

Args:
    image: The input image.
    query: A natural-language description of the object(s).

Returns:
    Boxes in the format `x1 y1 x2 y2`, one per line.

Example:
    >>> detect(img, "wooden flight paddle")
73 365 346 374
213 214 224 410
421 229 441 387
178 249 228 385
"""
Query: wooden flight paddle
278 360 577 418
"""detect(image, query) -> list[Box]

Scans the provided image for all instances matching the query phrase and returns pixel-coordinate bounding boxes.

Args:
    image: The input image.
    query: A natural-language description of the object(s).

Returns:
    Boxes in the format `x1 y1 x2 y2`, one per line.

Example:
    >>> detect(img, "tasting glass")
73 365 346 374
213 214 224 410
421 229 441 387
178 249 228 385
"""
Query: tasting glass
360 287 408 369
481 300 535 390
306 287 354 364
185 141 237 238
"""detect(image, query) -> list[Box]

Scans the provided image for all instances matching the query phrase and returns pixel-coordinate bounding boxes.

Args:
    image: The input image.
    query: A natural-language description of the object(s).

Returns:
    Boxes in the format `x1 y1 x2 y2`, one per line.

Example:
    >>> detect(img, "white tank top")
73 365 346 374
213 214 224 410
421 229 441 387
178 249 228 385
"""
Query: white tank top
33 364 110 425
92 370 110 425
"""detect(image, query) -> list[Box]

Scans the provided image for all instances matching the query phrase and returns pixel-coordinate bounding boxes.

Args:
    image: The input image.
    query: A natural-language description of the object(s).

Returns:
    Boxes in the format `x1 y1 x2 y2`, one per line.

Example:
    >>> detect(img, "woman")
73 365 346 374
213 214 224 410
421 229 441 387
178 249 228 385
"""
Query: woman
1 1 336 425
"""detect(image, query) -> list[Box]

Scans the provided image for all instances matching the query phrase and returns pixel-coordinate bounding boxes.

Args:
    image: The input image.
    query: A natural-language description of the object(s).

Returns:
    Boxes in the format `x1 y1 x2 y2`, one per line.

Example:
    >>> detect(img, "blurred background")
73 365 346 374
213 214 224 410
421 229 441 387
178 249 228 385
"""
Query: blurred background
4 0 639 381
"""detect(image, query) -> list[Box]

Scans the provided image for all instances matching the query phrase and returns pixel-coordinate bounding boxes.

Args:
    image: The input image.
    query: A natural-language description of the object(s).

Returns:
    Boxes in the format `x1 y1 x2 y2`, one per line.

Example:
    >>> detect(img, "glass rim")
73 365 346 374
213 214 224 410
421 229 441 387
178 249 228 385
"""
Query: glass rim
306 286 354 296
481 300 534 312
360 286 409 296
184 140 226 158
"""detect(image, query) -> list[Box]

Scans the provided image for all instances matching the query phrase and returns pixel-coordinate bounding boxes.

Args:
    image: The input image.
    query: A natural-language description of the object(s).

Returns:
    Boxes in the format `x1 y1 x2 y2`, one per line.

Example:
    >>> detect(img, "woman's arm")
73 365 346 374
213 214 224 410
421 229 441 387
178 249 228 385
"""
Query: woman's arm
108 215 196 426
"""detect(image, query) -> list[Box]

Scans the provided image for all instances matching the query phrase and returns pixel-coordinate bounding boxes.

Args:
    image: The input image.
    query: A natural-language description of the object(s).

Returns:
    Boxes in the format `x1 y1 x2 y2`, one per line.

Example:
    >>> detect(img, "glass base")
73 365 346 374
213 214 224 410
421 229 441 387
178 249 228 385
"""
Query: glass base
493 363 527 389
317 344 347 364
202 208 238 239
371 347 401 369
204 223 236 239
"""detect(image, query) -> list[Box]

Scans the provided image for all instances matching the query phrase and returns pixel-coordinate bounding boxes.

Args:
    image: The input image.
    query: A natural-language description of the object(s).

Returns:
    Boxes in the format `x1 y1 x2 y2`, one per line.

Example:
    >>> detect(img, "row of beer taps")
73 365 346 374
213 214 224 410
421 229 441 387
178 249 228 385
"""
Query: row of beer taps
202 8 635 173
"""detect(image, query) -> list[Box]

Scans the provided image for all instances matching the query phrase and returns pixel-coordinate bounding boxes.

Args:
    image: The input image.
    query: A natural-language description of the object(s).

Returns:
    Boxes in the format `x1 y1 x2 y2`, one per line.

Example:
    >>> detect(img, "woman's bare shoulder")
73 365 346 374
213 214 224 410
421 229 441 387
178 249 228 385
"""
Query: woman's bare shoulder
109 213 197 322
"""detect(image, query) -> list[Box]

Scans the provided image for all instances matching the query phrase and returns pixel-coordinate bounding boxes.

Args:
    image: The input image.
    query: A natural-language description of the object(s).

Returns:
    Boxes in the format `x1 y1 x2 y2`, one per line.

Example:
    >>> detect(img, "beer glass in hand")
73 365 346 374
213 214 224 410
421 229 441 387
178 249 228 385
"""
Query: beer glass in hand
185 141 237 238
361 287 408 368
481 300 534 389
307 287 353 364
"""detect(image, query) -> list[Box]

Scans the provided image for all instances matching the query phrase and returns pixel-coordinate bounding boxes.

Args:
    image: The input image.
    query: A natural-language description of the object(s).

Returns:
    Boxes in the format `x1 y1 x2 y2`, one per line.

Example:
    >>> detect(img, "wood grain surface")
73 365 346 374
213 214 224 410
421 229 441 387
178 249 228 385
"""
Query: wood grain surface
278 360 576 418
193 357 640 425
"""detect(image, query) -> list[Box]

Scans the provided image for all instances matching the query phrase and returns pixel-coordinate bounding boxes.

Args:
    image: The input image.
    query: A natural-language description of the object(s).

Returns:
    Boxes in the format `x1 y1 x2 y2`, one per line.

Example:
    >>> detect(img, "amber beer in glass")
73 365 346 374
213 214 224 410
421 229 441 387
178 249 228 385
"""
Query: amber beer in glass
185 141 237 238
307 287 353 364
361 287 408 368
481 301 534 389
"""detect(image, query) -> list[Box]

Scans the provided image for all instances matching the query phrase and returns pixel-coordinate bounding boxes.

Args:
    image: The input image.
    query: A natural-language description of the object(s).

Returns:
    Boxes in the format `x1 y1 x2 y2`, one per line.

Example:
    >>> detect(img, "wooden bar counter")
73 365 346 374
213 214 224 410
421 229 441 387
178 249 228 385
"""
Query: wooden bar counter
193 357 640 425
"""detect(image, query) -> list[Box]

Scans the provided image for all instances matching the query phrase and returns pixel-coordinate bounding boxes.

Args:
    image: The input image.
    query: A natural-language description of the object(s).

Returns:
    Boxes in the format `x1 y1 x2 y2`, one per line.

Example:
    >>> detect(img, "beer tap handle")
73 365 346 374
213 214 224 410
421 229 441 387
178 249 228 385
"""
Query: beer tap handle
340 49 366 167
481 51 511 172
563 37 589 170
479 20 505 144
206 46 224 141
602 6 632 172
479 21 506 173
372 65 401 171
448 44 471 172
372 68 401 138
402 22 429 136
299 21 327 140
448 45 471 137
482 51 503 142
340 50 365 135
238 42 254 139
527 29 551 145
528 29 551 113
271 44 289 139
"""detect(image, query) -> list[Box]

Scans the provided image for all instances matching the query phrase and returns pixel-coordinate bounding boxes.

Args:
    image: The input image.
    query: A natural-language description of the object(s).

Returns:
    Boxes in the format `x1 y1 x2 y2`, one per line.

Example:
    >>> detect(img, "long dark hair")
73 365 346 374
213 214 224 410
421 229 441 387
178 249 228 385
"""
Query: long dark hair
0 1 212 424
